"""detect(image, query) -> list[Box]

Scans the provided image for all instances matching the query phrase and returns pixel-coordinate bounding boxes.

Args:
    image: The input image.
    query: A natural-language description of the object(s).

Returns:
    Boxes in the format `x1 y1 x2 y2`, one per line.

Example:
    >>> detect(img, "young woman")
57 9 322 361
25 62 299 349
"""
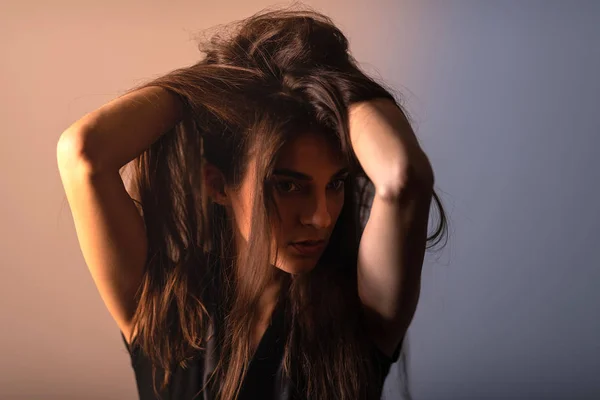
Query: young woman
57 6 447 400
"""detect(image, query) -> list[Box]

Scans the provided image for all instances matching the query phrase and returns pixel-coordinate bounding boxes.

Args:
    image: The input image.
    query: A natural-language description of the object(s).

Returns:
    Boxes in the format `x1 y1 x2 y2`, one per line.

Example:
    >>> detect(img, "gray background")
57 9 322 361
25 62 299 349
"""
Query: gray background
387 1 600 399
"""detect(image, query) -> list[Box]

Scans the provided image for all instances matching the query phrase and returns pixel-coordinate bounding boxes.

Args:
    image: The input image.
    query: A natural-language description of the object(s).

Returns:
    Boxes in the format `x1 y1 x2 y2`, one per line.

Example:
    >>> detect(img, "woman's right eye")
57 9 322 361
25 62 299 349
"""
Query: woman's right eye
275 181 301 193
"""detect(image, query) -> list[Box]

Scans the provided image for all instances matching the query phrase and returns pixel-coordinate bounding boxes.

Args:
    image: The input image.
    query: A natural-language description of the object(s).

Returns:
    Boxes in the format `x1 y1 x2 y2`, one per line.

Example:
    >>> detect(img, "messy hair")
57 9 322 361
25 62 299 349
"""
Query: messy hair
122 4 448 400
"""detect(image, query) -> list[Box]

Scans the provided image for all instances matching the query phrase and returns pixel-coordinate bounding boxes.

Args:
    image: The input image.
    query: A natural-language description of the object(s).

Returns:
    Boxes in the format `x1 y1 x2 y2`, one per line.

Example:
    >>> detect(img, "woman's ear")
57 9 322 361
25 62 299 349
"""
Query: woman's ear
203 161 230 206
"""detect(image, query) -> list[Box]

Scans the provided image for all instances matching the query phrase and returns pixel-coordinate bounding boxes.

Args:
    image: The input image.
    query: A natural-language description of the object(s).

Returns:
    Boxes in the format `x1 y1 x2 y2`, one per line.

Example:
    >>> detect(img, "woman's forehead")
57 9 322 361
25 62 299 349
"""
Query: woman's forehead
274 132 345 170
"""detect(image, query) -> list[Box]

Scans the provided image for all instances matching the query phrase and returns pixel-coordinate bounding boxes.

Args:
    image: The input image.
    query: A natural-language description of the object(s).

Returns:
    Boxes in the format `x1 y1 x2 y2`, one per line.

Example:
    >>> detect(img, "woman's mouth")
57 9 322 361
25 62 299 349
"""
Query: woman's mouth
289 240 326 257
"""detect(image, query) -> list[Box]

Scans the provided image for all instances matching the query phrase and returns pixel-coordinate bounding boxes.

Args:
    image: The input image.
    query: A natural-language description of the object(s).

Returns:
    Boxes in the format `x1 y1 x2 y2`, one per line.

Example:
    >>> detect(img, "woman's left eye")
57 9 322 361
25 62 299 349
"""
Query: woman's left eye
328 179 345 191
275 181 301 193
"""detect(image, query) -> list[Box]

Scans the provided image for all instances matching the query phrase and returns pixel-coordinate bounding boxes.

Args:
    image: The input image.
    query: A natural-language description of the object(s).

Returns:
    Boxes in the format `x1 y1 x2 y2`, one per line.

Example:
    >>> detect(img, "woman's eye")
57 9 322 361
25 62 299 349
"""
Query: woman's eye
328 179 346 191
275 181 300 193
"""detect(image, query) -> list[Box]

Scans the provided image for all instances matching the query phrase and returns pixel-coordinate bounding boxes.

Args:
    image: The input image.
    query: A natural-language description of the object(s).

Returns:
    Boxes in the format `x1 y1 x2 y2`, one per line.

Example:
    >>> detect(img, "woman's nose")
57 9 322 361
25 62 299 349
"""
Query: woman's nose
300 192 332 229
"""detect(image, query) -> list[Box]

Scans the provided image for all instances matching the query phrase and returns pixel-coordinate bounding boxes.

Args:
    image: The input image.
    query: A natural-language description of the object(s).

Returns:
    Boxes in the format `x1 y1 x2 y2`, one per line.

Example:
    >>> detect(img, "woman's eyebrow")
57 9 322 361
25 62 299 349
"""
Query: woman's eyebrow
331 167 349 178
273 167 349 181
272 169 311 180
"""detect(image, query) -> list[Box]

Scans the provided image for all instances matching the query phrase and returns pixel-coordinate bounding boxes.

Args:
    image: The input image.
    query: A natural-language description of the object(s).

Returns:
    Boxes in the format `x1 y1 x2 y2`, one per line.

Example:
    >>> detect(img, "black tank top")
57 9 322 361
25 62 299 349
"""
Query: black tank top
121 289 401 400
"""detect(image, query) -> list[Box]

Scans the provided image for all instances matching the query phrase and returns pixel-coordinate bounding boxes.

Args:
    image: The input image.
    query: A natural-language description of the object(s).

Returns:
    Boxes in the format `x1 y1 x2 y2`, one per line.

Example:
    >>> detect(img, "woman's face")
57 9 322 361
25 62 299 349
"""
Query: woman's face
227 132 348 275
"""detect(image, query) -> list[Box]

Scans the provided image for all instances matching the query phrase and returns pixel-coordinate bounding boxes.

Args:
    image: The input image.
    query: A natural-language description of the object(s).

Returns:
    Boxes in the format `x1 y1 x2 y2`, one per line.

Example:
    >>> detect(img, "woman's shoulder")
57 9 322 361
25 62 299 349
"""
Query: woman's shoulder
119 279 223 365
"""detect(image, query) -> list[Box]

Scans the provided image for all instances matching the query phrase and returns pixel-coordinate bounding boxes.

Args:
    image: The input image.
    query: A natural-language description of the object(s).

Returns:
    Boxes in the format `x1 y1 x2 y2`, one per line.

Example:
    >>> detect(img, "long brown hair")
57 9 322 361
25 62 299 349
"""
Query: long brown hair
121 4 448 399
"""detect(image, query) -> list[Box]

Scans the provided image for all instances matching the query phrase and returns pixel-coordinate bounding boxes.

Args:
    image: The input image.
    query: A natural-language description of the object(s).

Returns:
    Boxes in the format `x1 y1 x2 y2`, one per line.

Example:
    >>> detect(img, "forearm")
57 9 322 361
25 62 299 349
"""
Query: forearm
348 98 429 200
58 85 185 174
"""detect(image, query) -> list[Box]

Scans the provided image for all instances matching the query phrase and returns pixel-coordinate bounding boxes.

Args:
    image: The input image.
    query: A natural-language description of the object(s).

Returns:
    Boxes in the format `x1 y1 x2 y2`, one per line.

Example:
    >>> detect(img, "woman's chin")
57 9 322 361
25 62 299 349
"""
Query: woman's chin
273 257 318 275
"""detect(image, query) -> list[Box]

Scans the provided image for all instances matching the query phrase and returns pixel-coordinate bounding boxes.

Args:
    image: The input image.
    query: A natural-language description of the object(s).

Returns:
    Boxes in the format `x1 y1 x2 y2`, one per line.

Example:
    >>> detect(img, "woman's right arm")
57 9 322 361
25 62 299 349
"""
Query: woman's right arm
56 86 185 344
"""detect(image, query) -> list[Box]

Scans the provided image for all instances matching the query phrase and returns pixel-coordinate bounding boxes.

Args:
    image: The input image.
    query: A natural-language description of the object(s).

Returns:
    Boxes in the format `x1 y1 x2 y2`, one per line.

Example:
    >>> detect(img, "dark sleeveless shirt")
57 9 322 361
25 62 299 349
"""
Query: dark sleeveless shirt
121 292 401 400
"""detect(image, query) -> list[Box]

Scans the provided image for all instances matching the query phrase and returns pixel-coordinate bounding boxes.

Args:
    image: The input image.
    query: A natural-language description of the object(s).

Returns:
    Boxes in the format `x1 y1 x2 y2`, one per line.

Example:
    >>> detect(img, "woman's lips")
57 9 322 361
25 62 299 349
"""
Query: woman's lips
289 240 325 256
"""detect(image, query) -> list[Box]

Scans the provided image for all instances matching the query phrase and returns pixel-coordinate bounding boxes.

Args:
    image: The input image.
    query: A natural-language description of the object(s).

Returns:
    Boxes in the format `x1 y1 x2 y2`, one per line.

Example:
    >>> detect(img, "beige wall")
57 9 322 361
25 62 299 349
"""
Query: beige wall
1 0 415 398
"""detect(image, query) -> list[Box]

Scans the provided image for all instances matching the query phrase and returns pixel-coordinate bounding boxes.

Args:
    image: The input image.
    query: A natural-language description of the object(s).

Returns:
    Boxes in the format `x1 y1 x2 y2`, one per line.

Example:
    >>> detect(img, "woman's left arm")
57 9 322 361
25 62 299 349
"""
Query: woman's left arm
349 98 434 358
